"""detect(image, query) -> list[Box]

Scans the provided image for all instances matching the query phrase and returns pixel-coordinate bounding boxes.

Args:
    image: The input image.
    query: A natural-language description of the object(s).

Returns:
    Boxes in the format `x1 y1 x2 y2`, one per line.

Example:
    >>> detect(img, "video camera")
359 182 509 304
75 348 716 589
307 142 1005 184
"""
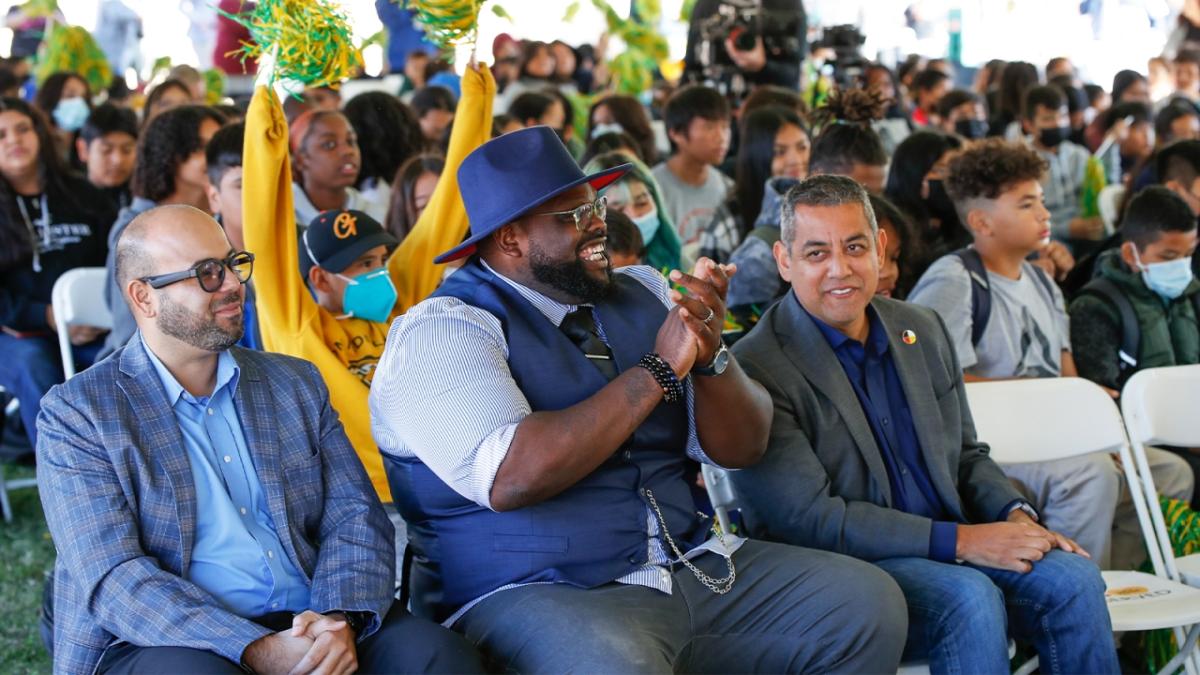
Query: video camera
814 24 868 89
693 0 804 100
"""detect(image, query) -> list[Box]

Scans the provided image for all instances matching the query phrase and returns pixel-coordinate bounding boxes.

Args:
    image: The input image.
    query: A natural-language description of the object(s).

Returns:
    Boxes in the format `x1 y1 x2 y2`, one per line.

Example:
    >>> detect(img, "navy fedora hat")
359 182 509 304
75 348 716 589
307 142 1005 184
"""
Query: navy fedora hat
434 125 632 264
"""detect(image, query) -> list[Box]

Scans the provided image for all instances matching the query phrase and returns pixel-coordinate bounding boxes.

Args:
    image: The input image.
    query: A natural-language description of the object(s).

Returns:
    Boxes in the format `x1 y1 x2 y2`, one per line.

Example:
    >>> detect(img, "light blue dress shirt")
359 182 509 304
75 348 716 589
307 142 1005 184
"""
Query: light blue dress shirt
142 336 310 617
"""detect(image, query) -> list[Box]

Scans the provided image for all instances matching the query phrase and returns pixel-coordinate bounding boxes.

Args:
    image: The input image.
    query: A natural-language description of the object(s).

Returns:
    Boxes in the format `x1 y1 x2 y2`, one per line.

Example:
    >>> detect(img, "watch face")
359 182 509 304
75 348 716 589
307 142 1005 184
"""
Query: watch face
713 346 730 374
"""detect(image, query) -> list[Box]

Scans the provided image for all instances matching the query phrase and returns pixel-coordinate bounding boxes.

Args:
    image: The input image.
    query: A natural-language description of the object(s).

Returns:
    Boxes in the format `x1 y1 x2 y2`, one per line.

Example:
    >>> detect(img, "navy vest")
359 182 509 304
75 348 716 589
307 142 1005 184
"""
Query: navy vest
386 260 707 622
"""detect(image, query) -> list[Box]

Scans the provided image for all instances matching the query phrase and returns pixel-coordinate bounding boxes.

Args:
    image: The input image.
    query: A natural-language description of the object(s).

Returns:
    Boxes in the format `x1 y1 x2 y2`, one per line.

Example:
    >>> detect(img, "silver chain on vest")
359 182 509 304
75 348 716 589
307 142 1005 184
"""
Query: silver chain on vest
644 488 736 594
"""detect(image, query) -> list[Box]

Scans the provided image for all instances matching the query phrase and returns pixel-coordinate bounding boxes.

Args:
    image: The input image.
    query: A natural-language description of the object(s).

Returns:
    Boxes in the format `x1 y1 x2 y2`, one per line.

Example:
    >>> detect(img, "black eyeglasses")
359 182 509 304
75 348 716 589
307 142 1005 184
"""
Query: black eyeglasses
141 251 255 293
530 196 607 232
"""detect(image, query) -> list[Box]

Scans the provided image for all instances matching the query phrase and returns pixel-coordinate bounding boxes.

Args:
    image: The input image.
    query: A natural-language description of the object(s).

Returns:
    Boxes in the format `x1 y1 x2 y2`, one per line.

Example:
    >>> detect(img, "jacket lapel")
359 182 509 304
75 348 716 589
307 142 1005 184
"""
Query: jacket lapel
231 351 308 577
116 336 197 572
774 295 894 506
874 302 966 520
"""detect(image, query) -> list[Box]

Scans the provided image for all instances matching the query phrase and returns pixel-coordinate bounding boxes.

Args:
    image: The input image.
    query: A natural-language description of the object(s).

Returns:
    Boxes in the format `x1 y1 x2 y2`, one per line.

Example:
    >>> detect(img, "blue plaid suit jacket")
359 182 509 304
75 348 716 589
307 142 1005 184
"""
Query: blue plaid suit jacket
36 336 395 674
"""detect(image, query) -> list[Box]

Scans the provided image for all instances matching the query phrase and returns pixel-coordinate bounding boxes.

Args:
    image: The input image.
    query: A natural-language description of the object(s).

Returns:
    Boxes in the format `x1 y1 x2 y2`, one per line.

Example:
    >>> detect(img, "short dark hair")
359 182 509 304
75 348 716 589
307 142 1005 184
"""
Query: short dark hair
944 138 1047 205
936 89 983 120
663 84 729 136
780 174 877 247
205 122 244 186
911 68 950 93
604 209 644 259
1084 83 1106 106
343 91 423 186
809 123 887 175
1102 101 1152 134
1155 99 1200 142
80 103 138 144
508 91 557 125
410 86 455 117
132 105 225 202
1156 139 1200 186
1056 82 1089 115
1122 185 1197 249
1022 85 1065 120
580 131 641 166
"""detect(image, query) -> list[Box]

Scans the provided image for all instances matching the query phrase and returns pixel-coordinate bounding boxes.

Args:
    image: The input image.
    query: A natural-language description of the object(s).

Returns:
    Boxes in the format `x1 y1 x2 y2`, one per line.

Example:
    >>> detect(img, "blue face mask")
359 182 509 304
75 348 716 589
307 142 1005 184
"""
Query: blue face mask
631 205 660 244
53 97 89 132
338 267 398 323
1134 249 1194 300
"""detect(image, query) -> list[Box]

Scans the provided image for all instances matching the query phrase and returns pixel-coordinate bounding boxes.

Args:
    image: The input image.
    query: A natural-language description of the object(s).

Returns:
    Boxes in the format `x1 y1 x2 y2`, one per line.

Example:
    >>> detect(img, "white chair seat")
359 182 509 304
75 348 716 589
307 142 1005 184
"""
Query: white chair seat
1102 570 1200 631
1177 553 1200 587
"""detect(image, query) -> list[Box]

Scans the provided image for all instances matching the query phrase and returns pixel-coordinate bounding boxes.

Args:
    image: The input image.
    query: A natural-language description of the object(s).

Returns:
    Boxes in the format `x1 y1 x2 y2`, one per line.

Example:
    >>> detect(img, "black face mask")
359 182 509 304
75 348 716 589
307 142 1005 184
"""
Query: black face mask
925 179 959 226
955 118 988 140
1038 126 1071 148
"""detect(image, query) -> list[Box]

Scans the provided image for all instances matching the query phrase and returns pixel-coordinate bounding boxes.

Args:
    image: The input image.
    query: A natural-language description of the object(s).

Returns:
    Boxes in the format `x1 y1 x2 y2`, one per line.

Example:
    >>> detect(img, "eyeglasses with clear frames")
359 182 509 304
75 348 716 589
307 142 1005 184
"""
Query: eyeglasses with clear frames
530 196 607 231
140 251 256 293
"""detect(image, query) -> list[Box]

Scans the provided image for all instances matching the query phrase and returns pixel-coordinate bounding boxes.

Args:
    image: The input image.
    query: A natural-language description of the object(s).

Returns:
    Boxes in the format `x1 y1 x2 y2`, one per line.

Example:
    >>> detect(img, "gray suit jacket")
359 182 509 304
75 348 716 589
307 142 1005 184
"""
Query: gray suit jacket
729 293 1022 561
36 337 395 674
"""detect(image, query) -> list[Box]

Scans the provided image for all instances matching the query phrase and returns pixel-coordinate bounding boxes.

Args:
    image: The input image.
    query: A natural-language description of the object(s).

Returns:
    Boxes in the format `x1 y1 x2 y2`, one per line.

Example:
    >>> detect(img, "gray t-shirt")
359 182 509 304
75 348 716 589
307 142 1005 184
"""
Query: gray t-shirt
650 163 732 249
908 254 1070 379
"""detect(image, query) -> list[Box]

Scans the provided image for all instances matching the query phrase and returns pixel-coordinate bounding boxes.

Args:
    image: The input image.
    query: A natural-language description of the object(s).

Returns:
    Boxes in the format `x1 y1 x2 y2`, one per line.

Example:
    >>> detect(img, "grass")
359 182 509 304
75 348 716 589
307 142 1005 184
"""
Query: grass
0 461 54 674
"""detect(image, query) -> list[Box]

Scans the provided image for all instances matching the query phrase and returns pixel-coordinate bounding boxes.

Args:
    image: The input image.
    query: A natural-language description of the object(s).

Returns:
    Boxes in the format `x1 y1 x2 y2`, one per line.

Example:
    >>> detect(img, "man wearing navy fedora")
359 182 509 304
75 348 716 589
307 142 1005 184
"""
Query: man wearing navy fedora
369 125 907 672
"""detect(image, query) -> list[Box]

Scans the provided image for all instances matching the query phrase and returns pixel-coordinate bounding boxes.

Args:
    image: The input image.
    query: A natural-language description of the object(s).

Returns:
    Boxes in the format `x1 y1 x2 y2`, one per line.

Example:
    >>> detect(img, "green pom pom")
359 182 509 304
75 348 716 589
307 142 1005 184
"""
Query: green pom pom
218 0 361 88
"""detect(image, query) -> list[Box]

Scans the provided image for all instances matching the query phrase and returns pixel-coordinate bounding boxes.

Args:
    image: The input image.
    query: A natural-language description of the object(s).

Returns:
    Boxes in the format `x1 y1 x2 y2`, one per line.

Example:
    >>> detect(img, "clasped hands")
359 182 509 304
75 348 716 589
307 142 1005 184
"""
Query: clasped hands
243 610 357 675
655 257 736 379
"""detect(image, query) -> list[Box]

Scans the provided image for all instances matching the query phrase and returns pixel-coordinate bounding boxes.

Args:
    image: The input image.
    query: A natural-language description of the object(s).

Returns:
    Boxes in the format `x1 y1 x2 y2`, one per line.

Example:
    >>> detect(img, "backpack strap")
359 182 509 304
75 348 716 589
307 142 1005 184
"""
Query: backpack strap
1081 276 1140 373
954 248 991 347
746 225 781 249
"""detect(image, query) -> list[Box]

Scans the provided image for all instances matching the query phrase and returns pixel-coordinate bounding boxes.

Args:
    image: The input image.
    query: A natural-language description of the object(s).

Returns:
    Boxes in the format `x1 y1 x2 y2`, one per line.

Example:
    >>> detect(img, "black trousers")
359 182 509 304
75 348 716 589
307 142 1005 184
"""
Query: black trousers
96 604 485 674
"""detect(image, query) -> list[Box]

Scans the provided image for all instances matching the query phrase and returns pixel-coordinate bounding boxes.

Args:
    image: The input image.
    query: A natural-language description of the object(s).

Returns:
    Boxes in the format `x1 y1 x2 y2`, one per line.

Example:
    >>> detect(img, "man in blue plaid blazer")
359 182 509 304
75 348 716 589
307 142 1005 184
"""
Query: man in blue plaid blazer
36 205 483 674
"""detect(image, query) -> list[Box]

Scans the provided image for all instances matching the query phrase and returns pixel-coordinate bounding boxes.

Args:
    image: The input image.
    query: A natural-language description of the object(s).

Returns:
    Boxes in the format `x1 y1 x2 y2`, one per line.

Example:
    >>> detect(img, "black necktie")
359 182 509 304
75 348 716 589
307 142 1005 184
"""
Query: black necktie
560 307 619 381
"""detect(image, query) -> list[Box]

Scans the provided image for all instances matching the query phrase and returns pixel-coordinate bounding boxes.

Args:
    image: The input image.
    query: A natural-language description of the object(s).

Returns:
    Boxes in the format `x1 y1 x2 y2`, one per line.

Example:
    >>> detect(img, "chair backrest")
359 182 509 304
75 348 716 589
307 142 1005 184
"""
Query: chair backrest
1098 183 1125 234
51 267 112 331
51 267 111 380
964 377 1128 465
1119 365 1200 582
1121 364 1200 447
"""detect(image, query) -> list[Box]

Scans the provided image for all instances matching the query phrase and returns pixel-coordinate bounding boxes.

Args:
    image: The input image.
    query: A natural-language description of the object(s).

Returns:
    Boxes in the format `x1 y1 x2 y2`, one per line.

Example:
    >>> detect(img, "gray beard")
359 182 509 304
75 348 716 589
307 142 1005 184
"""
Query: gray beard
156 290 244 352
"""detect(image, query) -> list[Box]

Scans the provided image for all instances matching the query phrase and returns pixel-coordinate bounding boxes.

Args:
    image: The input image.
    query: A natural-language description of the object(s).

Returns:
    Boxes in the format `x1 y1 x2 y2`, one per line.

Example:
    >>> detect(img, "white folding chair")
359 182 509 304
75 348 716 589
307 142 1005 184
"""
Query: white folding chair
1098 183 1126 235
0 386 33 524
700 463 737 536
967 377 1200 675
1121 365 1200 589
50 267 112 380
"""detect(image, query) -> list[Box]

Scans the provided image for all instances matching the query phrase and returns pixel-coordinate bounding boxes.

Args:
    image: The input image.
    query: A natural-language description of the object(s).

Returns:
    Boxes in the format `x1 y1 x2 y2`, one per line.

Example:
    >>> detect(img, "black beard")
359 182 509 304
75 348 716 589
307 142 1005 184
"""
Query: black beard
528 239 614 304
156 290 244 352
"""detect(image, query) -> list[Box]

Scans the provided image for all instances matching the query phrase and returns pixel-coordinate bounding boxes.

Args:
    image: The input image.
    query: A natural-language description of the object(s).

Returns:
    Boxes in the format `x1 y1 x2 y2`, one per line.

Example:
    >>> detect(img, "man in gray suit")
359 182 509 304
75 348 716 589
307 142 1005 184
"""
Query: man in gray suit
729 175 1119 674
36 205 482 674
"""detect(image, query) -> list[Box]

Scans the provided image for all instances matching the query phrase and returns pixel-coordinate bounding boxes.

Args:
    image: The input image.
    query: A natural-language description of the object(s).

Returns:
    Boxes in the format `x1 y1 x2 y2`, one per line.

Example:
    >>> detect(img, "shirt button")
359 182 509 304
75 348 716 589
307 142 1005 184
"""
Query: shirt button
223 455 232 463
267 550 274 559
660 568 670 580
207 408 214 416
272 602 279 608
882 418 890 425
623 450 632 460
240 507 247 515
900 468 909 475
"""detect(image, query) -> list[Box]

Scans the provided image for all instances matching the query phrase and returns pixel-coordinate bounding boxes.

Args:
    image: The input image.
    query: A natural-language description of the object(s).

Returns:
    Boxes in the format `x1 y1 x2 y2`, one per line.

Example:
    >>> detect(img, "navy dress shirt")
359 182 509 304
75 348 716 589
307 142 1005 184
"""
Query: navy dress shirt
805 300 959 562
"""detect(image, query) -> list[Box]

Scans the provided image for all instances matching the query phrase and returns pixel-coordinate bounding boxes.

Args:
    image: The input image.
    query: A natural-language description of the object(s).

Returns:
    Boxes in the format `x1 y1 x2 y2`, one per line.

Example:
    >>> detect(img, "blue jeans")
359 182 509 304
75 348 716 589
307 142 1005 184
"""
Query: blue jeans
0 333 101 447
875 550 1118 675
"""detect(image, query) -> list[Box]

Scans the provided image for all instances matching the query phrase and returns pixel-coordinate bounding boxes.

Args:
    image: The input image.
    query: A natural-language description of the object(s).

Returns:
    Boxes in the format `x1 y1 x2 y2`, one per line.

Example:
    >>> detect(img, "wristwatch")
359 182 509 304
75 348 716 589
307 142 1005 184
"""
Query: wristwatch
693 343 730 377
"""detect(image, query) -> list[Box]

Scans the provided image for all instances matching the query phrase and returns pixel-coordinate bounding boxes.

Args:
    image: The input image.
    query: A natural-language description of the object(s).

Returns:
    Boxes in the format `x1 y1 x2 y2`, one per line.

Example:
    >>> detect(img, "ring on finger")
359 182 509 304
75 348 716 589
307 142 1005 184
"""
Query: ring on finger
702 307 715 324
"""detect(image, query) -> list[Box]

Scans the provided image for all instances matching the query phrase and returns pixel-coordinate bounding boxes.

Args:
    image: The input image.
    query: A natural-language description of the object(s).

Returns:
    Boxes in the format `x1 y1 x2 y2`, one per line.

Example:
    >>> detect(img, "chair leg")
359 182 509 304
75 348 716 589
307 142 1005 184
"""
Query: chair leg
0 464 12 524
1013 655 1039 675
1159 623 1200 675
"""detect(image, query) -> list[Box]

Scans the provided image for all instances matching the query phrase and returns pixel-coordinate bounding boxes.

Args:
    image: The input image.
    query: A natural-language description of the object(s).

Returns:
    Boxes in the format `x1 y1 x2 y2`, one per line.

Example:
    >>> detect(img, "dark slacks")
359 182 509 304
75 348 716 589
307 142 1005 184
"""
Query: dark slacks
455 538 908 674
96 604 485 674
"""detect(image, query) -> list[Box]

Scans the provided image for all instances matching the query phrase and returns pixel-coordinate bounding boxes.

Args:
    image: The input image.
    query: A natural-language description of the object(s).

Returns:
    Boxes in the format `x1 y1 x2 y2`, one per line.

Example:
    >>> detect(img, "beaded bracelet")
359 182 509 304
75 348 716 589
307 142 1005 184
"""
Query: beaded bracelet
637 353 684 403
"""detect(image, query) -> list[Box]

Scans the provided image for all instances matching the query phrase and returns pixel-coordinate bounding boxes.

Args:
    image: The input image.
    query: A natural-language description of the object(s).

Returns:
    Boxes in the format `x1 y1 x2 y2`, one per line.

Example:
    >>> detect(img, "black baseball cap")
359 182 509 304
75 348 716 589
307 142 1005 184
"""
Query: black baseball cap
300 209 398 279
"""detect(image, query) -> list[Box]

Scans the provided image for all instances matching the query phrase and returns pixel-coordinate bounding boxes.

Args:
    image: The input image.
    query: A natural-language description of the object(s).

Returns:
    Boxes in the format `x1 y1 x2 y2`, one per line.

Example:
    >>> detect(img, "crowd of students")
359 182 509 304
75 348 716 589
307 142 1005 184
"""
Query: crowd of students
5 18 1200 675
